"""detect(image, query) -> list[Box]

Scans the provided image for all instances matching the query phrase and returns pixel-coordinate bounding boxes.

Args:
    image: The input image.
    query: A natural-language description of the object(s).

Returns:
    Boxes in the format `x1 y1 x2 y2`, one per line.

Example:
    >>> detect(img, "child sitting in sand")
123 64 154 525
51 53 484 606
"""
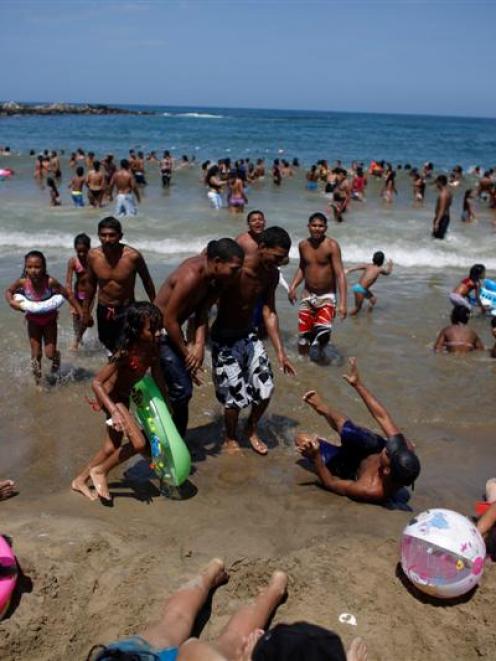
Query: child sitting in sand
5 250 83 385
65 233 93 351
449 264 486 311
434 305 484 353
46 177 61 206
346 251 393 315
71 302 168 504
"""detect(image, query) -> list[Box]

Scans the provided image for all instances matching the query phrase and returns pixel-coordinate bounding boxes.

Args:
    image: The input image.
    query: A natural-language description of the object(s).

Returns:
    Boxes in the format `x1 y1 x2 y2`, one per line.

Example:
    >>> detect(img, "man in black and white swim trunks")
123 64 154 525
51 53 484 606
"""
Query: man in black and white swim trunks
296 358 420 503
211 227 296 455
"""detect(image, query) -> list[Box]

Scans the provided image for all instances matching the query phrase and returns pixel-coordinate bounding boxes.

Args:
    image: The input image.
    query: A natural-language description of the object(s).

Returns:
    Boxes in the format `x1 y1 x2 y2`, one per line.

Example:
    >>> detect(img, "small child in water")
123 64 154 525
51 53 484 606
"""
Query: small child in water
5 250 83 385
71 302 168 503
449 264 486 311
346 251 393 315
434 305 484 353
65 233 93 351
46 177 61 206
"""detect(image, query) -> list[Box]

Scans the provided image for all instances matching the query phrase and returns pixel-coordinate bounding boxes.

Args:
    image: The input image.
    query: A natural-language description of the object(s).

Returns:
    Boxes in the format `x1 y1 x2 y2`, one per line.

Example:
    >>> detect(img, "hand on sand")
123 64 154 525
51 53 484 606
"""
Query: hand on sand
0 479 17 501
342 357 360 387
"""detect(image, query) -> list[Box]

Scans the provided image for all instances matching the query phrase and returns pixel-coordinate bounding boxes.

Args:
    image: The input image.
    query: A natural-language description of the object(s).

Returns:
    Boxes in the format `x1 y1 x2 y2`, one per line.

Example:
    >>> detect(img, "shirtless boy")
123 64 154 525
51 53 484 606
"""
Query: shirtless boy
84 217 156 353
296 358 420 503
69 166 86 207
110 159 141 217
434 305 484 354
288 213 347 355
235 210 266 256
211 227 296 455
432 174 453 239
154 239 244 437
347 251 392 315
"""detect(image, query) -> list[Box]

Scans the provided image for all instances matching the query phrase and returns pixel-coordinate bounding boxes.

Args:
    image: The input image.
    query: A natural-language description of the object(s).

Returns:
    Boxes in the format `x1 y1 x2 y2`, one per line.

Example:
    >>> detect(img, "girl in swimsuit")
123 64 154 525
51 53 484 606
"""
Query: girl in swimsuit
434 305 484 354
71 302 168 503
5 251 83 385
66 233 93 351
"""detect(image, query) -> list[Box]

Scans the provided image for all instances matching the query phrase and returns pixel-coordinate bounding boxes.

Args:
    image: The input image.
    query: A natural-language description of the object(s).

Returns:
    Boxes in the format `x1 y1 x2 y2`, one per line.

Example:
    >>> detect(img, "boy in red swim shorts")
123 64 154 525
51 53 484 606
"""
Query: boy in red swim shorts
288 212 347 355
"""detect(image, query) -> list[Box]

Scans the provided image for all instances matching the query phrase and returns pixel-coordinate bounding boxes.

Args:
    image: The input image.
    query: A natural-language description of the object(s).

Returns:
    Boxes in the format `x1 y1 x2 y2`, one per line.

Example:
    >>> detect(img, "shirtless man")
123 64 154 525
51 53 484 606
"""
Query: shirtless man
132 151 147 186
154 239 244 437
296 358 420 503
288 212 346 356
235 210 266 256
347 251 393 315
110 159 141 217
87 160 106 208
330 168 351 222
160 150 173 187
211 227 295 455
84 217 155 353
432 174 452 239
69 166 86 207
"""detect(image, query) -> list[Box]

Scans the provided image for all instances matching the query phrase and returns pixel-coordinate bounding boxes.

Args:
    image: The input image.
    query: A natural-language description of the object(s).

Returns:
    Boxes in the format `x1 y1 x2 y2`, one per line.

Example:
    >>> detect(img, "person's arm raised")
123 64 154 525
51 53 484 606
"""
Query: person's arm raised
343 358 400 438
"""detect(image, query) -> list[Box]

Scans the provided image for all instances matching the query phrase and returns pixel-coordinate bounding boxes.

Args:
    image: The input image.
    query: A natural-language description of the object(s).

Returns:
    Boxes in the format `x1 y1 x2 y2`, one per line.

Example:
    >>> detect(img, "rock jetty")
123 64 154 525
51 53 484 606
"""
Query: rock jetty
0 101 154 116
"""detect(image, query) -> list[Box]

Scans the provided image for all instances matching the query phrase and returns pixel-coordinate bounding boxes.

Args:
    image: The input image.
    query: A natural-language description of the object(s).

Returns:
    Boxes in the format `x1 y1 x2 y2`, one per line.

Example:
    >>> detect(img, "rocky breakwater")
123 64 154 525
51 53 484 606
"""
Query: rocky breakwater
0 101 155 116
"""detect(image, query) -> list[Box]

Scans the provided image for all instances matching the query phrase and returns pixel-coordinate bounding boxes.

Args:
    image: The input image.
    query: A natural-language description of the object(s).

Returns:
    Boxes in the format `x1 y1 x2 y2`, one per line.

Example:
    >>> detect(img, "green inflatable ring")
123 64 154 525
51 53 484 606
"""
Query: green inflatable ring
131 375 191 487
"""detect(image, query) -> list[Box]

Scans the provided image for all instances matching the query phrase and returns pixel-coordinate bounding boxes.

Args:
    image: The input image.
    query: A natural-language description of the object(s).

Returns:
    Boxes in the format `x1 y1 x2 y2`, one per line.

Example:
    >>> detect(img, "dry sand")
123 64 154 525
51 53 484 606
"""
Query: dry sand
1 383 495 661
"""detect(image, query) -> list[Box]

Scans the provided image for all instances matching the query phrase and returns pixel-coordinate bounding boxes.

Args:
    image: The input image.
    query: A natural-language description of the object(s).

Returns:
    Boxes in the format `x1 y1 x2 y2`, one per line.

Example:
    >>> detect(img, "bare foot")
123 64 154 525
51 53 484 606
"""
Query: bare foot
347 637 368 661
71 477 98 501
223 439 242 455
89 467 111 501
239 628 265 661
245 428 268 455
204 558 229 590
0 480 16 501
268 570 288 601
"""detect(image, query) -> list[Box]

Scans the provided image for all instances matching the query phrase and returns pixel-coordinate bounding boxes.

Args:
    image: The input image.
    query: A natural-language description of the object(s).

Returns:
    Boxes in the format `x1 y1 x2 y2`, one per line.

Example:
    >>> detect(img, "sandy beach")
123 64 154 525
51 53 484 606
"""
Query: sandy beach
2 370 496 661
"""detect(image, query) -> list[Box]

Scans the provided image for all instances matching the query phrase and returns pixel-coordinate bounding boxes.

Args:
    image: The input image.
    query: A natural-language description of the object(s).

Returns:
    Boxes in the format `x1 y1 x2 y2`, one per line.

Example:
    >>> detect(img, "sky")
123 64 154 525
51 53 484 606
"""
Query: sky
1 0 495 117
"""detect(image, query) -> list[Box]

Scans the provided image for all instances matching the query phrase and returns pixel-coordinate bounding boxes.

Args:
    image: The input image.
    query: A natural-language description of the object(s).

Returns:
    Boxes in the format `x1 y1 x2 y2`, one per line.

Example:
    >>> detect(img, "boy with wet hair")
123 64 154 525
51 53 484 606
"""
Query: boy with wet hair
346 251 393 315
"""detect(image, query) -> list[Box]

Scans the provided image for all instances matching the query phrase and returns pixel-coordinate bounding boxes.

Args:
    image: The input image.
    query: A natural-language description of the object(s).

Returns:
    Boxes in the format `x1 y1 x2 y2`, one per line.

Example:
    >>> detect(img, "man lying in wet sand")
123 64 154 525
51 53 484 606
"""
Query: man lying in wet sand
296 358 420 503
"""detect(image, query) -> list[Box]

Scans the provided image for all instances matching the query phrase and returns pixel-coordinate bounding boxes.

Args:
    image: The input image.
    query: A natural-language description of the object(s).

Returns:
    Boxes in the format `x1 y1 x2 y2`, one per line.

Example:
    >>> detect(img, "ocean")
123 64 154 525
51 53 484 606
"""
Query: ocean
0 105 495 497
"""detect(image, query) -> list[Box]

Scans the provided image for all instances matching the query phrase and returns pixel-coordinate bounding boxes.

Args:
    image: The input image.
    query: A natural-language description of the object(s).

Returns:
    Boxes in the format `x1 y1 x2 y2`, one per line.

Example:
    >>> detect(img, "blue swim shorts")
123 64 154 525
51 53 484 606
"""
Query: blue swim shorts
103 636 178 660
351 283 372 299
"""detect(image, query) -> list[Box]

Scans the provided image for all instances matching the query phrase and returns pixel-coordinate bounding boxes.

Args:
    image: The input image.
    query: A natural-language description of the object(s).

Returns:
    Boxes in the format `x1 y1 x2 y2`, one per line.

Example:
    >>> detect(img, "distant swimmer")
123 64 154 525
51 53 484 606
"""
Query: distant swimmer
381 165 397 204
346 251 393 316
83 217 156 354
46 177 61 206
434 305 484 353
288 213 347 357
109 159 141 217
205 164 224 210
154 239 244 438
432 174 452 239
211 227 295 455
296 358 421 503
69 166 86 207
412 170 425 204
351 166 367 201
160 150 173 187
329 168 351 222
87 160 106 208
461 189 476 223
227 170 248 214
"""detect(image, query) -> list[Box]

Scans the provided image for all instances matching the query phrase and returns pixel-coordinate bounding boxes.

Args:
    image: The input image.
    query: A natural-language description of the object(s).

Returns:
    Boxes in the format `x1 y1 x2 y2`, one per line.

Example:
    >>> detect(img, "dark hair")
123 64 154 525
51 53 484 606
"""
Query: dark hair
436 174 448 186
259 226 291 251
451 305 470 324
74 233 91 249
24 250 47 276
206 238 244 262
247 209 265 223
113 302 163 357
93 160 101 171
373 251 385 266
308 212 328 225
469 263 485 282
86 644 155 661
98 217 122 234
76 166 84 176
120 159 129 169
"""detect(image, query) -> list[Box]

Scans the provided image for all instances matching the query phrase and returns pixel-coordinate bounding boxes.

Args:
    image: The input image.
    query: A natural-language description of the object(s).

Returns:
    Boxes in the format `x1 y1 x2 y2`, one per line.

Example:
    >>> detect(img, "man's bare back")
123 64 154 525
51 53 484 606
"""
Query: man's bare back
111 170 134 194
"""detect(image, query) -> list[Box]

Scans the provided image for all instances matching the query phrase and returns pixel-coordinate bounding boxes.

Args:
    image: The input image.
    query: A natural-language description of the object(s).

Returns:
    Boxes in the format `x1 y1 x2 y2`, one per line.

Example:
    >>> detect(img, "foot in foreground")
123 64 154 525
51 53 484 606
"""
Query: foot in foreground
89 467 111 501
71 476 98 501
347 637 368 661
244 425 269 455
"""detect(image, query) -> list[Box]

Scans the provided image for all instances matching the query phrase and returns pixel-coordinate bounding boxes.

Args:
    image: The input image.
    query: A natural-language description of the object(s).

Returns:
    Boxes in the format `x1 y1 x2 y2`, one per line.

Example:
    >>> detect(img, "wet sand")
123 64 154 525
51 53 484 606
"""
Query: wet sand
1 373 496 661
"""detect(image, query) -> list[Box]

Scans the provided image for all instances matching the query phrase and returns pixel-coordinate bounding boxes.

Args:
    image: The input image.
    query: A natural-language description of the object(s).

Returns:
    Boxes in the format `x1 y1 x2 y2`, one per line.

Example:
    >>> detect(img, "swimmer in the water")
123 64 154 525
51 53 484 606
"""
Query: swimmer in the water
434 305 484 353
449 264 487 312
346 251 392 316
